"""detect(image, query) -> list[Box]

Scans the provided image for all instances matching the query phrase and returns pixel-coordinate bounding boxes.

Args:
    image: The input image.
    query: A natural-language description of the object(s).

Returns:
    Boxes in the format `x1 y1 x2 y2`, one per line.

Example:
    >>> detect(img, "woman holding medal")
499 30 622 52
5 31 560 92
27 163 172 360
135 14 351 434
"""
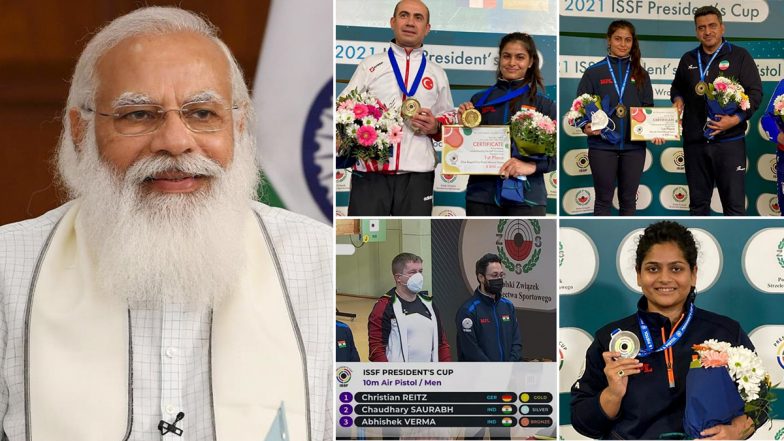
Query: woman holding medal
456 32 556 216
570 221 759 440
575 20 665 216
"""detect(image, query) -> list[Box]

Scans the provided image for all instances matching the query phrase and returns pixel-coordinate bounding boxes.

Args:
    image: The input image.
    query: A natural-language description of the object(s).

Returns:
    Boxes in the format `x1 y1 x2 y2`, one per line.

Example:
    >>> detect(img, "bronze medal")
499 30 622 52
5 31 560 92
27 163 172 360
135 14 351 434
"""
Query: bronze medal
616 104 627 119
401 98 421 119
462 108 482 128
695 81 707 96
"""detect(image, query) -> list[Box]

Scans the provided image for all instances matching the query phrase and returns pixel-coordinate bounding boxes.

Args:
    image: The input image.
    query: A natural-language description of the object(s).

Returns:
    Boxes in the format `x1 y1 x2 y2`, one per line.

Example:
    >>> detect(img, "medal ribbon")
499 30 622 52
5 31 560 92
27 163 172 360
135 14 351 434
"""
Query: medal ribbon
636 302 695 358
388 48 427 98
606 56 631 106
475 84 530 108
697 41 726 84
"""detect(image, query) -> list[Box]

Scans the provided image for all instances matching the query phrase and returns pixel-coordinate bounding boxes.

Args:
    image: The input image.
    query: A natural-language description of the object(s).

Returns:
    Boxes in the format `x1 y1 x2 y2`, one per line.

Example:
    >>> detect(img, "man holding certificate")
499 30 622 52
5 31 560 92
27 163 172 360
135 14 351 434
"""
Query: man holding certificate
340 0 453 216
670 6 762 216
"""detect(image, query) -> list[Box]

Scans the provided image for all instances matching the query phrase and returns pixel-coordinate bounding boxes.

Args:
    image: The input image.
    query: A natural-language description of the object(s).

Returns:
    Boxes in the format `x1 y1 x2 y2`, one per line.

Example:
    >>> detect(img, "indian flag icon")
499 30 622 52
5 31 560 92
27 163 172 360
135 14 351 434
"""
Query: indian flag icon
501 417 514 427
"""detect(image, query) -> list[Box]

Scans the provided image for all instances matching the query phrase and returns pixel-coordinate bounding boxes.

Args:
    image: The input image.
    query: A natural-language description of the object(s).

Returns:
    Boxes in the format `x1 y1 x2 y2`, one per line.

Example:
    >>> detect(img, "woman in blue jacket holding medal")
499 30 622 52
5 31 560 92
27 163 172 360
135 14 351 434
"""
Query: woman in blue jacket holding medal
576 20 664 216
457 32 556 216
570 221 761 439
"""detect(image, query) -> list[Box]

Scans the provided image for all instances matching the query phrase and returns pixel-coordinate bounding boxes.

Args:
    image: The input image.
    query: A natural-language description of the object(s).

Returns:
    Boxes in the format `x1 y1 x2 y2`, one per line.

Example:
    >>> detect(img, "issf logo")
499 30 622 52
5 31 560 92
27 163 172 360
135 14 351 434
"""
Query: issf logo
336 366 352 386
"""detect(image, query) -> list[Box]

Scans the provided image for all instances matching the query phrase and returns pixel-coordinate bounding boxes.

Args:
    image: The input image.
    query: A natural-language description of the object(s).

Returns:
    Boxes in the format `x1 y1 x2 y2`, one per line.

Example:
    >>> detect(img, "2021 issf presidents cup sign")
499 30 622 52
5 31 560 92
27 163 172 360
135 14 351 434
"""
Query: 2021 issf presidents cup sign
459 220 555 311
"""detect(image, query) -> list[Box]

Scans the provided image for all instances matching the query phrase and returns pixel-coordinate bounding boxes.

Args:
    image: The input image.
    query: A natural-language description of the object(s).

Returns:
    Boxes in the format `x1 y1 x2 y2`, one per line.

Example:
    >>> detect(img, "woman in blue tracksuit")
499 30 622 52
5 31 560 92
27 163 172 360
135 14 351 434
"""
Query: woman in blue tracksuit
457 32 556 216
576 20 664 216
571 221 763 439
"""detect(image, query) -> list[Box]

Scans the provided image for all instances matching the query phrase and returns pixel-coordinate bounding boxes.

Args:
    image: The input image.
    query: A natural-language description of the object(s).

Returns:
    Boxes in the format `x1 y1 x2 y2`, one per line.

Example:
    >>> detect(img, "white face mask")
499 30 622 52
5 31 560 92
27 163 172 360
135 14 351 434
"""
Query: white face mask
405 272 424 293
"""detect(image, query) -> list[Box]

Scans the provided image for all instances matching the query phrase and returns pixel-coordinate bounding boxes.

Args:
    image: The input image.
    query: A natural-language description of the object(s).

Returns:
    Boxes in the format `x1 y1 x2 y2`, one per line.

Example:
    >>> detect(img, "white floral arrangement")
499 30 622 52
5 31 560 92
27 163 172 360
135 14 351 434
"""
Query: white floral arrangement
510 107 556 157
691 339 775 427
707 77 750 111
565 93 601 128
336 89 404 164
773 94 784 118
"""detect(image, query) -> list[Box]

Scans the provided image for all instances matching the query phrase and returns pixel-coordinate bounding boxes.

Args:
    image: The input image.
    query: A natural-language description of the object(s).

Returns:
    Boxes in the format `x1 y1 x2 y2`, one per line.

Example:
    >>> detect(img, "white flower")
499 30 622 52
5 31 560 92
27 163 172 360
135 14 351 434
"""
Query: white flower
337 110 355 124
702 339 732 352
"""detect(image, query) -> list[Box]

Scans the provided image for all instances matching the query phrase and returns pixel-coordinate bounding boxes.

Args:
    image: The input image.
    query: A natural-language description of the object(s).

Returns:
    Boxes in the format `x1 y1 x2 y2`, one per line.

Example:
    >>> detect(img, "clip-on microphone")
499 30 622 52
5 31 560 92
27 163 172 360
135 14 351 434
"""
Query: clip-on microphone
158 411 185 436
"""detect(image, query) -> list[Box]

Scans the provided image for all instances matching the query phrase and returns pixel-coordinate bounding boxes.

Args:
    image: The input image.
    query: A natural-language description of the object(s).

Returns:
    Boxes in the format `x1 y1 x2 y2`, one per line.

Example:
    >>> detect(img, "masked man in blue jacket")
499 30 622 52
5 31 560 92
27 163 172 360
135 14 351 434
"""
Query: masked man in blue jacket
455 253 522 362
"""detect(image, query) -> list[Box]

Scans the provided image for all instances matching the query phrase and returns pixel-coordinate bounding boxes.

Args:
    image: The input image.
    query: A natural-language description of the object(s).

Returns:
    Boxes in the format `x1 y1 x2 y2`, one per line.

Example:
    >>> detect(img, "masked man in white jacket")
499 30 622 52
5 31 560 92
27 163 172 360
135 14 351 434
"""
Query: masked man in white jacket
0 7 332 441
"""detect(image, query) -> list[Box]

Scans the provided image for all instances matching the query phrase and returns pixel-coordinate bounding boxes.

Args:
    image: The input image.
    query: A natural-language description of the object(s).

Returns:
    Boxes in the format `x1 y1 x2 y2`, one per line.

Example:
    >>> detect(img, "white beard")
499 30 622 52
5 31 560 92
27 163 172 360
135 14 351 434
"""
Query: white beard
68 125 259 309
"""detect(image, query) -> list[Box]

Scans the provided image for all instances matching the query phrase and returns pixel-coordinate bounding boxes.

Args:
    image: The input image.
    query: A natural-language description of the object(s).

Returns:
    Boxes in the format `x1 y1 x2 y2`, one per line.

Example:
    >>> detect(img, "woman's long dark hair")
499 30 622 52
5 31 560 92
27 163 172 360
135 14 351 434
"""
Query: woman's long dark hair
496 32 544 101
607 20 646 90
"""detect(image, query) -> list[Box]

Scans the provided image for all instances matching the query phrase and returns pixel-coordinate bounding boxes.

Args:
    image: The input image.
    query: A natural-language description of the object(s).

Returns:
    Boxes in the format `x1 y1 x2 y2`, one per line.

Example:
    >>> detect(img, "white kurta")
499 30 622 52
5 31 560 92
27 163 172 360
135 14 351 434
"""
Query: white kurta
0 201 333 441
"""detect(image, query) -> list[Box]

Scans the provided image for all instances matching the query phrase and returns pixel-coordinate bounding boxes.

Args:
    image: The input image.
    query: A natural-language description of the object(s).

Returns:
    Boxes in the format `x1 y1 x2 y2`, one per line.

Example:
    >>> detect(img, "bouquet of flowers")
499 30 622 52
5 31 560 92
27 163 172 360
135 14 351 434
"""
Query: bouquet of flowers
704 76 751 140
760 81 784 142
510 107 556 157
771 94 784 132
566 94 623 144
683 339 775 439
565 94 602 129
335 89 404 166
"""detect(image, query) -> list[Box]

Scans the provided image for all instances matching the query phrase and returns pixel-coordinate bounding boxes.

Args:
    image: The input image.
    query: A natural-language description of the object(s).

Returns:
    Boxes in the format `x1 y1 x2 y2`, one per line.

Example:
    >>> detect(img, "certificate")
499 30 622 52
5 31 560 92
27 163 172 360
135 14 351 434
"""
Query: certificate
441 125 510 175
630 107 681 141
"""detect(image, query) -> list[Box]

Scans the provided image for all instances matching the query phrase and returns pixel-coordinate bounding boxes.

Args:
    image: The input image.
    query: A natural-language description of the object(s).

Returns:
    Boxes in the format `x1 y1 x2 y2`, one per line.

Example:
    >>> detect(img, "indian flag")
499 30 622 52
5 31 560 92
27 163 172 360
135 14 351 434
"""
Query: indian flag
338 340 347 348
253 0 332 224
501 417 514 427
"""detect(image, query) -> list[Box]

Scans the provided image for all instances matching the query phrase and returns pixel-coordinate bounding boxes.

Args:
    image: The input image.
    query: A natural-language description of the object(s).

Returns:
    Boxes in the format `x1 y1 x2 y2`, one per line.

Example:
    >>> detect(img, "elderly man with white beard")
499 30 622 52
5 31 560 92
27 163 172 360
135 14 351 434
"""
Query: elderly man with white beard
0 7 332 441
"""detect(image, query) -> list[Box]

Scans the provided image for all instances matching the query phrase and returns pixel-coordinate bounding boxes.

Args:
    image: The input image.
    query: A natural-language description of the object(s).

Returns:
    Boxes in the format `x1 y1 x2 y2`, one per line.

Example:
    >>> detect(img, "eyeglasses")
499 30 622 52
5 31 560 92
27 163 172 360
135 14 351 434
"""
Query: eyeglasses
84 102 238 136
486 272 506 279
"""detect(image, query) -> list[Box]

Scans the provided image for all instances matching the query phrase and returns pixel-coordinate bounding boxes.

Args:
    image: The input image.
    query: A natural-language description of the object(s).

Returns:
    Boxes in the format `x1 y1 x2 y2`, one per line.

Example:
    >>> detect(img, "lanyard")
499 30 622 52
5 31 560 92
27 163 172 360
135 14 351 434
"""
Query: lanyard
606 57 631 105
475 84 531 108
697 41 726 83
636 302 694 358
388 48 427 98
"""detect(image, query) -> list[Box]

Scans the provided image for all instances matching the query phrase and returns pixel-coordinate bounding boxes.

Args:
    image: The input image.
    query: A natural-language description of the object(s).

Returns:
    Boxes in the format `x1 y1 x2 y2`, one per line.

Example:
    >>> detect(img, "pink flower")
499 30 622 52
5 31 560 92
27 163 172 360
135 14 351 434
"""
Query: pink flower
700 350 729 368
356 125 378 147
573 101 583 112
338 99 354 111
715 82 728 92
367 105 382 119
353 103 369 119
387 125 403 145
538 119 556 134
775 101 784 112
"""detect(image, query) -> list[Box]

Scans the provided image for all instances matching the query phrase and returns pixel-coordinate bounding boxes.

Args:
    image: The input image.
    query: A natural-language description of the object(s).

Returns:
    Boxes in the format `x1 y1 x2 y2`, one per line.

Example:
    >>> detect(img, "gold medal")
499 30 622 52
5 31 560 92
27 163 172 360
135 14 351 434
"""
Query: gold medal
616 104 627 119
695 81 707 96
462 108 482 128
401 98 421 119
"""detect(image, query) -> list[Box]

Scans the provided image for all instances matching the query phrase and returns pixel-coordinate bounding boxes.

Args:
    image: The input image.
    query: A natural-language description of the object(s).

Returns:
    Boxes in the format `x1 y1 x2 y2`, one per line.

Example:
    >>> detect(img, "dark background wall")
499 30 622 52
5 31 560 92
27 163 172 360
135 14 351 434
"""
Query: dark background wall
0 1 270 225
